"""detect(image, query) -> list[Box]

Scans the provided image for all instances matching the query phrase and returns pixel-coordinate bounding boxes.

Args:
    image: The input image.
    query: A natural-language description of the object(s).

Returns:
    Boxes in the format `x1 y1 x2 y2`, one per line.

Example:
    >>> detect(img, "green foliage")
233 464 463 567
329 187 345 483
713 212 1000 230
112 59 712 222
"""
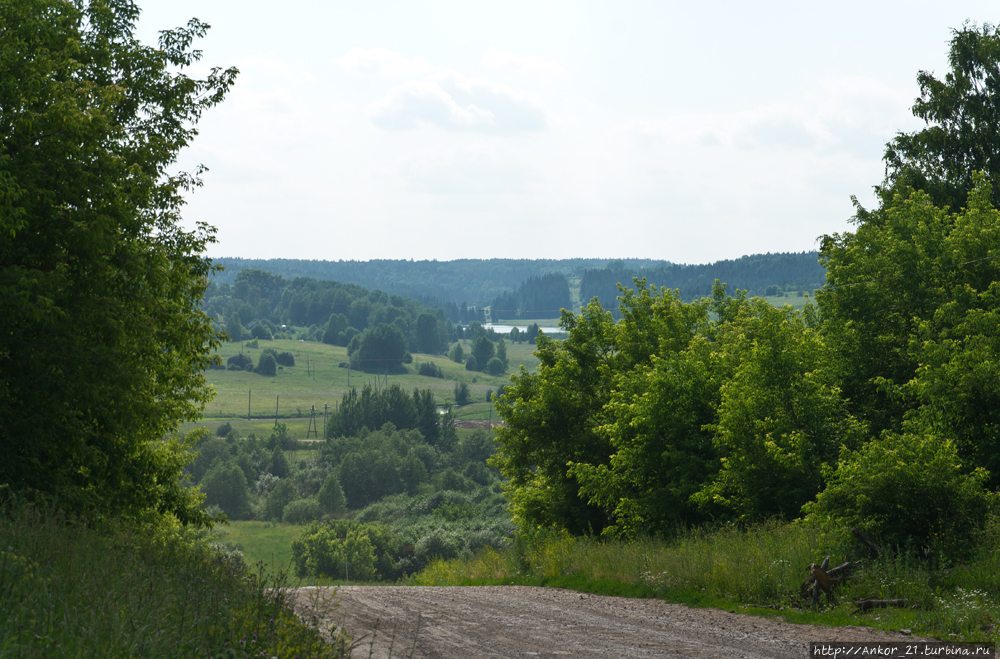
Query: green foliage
227 312 244 342
417 361 444 377
0 0 237 526
804 432 996 554
350 323 408 372
282 498 322 524
694 299 865 523
227 352 253 371
485 357 505 376
275 351 295 367
268 445 290 478
250 324 273 340
216 421 234 437
264 478 298 522
256 352 278 376
454 381 471 405
880 23 1000 211
318 472 347 515
471 336 495 371
449 342 464 363
201 462 252 520
291 519 398 581
819 176 1000 486
0 508 351 658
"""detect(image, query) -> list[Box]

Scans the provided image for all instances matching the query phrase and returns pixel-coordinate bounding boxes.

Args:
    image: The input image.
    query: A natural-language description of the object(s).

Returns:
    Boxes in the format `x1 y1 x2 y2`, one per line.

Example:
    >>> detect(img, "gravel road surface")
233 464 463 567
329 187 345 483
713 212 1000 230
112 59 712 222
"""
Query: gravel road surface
292 586 927 658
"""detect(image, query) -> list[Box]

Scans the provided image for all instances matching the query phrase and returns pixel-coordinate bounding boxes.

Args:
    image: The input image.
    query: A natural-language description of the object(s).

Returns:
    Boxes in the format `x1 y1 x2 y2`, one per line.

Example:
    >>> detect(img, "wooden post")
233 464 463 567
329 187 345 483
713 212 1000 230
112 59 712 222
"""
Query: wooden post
275 395 279 428
248 389 251 420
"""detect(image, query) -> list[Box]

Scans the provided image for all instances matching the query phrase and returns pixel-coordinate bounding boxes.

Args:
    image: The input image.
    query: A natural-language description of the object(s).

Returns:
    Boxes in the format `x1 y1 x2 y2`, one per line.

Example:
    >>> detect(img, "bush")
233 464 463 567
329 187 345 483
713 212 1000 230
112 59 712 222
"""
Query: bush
226 353 253 370
250 324 273 340
291 520 399 581
464 356 477 371
283 498 323 524
418 362 443 378
201 462 252 520
245 338 259 349
449 343 464 363
485 357 505 376
803 432 996 555
275 351 295 367
256 353 277 376
216 422 233 437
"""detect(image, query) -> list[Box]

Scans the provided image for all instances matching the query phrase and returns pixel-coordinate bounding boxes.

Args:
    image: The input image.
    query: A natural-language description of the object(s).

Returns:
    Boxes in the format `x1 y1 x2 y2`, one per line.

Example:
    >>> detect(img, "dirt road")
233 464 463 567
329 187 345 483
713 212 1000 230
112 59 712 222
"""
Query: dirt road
292 586 926 658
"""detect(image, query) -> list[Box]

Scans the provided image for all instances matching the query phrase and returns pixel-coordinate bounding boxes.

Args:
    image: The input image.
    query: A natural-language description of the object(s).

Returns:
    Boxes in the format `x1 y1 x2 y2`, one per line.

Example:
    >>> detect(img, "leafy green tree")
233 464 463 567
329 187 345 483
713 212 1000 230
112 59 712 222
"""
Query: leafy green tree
267 445 289 478
263 478 298 521
226 312 244 342
493 300 618 535
201 462 251 520
448 342 464 363
693 300 865 523
291 519 397 581
569 291 720 538
351 323 408 372
496 338 508 370
486 357 505 376
415 312 442 354
819 177 1000 485
255 352 277 376
471 336 495 371
318 472 347 515
880 23 1000 211
322 313 349 345
0 0 236 524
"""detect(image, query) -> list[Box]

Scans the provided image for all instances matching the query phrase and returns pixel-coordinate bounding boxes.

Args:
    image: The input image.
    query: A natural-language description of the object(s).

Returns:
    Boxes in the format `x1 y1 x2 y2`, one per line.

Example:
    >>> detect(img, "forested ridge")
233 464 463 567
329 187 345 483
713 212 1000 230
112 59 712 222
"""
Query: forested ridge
211 253 824 313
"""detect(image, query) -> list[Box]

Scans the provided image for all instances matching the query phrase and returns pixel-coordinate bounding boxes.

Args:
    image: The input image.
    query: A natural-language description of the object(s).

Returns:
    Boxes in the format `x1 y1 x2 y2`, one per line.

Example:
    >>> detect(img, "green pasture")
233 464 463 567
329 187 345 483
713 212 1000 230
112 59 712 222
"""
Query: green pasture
200 338 538 420
212 521 304 575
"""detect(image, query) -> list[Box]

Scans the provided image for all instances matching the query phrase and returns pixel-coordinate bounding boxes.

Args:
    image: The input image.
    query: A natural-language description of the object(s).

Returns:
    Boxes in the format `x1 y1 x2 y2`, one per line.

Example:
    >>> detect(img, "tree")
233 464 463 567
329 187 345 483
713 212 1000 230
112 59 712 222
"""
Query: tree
226 312 244 342
880 23 1000 211
415 312 442 354
200 462 251 520
448 342 464 363
255 352 277 376
318 472 347 515
0 0 237 525
351 323 408 372
471 336 495 372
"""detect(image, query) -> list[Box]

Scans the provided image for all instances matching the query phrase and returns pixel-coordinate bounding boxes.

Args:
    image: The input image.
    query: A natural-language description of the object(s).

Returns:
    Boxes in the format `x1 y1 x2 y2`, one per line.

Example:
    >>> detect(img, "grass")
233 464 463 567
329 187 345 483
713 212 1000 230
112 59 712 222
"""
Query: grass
200 338 535 420
408 520 1000 643
0 505 351 658
212 520 304 576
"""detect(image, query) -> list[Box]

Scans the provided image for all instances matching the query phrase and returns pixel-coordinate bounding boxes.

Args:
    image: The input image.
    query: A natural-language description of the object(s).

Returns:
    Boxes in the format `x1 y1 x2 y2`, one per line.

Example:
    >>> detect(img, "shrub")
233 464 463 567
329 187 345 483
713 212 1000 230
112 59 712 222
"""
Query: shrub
283 498 323 524
245 338 259 349
804 432 996 555
226 353 253 370
291 520 399 581
464 356 477 371
256 353 277 376
485 357 505 376
268 444 290 478
251 324 273 340
449 343 464 363
216 422 233 437
275 351 295 367
201 462 252 520
418 362 443 378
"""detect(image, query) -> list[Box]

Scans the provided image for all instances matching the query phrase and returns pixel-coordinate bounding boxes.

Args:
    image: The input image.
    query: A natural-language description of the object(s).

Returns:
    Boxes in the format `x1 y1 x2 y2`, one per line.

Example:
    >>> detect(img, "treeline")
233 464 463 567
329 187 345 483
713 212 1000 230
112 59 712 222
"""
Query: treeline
490 273 572 321
579 252 825 312
203 269 453 359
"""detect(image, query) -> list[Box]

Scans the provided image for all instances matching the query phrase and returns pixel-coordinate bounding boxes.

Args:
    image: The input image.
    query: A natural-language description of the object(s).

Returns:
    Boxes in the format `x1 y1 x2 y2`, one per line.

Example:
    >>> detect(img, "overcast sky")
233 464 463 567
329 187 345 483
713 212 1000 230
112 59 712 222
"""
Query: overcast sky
137 1 995 264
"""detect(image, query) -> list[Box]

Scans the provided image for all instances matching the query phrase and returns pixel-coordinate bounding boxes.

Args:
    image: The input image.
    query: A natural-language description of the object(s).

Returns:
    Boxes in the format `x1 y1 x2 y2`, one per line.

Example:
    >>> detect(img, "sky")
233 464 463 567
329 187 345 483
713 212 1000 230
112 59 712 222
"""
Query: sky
136 1 996 264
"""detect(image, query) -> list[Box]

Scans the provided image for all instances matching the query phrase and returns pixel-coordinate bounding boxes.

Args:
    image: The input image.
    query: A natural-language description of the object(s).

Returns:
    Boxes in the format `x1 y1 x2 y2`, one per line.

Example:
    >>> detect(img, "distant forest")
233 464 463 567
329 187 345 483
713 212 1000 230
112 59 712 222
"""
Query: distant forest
212 253 826 319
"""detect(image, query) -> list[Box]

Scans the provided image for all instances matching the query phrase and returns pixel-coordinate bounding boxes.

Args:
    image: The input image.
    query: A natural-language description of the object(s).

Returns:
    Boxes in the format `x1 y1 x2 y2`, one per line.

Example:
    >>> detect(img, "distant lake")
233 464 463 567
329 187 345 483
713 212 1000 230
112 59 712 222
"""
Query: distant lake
481 323 562 334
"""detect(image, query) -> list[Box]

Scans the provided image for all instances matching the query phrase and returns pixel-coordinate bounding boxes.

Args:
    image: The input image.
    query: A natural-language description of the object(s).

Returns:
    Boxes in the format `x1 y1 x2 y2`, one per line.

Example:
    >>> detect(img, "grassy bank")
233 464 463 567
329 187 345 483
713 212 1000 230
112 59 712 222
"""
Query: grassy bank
409 521 1000 642
0 506 351 658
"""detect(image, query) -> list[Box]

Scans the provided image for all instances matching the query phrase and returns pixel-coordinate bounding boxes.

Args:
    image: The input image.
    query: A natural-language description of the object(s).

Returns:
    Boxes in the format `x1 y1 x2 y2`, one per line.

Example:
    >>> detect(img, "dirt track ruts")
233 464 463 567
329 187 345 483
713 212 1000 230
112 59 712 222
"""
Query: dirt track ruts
292 585 928 658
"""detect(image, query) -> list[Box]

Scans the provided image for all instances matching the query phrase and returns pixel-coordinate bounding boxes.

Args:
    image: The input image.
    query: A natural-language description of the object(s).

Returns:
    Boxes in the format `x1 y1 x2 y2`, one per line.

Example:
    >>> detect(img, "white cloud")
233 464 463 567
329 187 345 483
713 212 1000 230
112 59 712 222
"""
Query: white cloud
334 47 435 76
482 48 563 74
369 72 548 132
393 146 531 195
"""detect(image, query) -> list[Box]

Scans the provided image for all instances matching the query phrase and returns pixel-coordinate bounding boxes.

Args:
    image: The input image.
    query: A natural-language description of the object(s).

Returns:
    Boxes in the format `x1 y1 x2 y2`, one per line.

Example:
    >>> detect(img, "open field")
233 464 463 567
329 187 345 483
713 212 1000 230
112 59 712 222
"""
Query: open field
198 338 539 420
212 520 304 575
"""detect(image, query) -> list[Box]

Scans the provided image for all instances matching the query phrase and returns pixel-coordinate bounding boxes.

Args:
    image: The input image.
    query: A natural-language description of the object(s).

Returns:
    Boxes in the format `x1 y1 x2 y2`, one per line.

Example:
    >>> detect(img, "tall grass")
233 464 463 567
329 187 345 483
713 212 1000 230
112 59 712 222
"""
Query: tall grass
410 519 1000 642
0 506 351 658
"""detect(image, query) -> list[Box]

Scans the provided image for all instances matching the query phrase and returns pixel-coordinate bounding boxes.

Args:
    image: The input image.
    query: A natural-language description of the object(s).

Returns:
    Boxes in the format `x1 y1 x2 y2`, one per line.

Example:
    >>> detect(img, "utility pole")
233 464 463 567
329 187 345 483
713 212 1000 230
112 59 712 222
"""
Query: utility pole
275 394 279 428
323 403 328 439
306 405 318 439
247 389 251 421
